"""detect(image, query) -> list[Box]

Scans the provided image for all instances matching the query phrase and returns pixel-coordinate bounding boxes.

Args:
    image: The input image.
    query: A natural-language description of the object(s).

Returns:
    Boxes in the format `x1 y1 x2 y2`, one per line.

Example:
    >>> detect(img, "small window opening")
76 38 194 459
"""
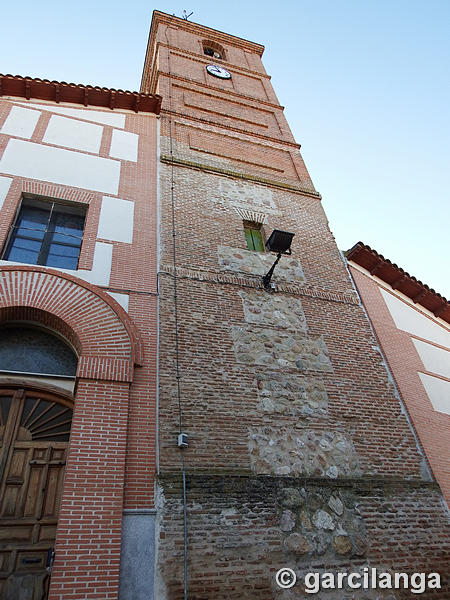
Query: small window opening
202 40 226 61
244 222 265 252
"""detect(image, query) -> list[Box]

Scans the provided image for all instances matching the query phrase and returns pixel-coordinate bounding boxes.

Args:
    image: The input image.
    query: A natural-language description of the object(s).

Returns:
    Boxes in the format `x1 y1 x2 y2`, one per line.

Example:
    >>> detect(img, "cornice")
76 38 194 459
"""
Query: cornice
160 154 321 199
157 470 441 493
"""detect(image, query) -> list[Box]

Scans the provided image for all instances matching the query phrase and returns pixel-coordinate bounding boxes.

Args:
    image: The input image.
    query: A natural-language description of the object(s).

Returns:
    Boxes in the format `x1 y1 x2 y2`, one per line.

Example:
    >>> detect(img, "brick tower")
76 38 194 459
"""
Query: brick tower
142 11 449 599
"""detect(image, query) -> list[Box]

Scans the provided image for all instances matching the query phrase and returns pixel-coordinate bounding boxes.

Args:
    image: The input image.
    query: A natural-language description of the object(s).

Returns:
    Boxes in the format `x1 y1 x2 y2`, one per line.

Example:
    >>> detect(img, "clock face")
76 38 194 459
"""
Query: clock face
206 64 231 79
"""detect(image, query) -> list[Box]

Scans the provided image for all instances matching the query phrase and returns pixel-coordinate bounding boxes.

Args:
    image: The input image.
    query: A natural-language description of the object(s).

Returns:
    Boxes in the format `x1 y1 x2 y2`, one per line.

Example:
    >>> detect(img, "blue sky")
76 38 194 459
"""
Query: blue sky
1 1 449 297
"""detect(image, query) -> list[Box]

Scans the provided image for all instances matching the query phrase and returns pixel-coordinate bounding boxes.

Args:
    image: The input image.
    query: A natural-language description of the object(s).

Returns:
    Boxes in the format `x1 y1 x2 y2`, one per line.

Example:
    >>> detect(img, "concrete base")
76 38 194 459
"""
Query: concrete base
119 510 155 600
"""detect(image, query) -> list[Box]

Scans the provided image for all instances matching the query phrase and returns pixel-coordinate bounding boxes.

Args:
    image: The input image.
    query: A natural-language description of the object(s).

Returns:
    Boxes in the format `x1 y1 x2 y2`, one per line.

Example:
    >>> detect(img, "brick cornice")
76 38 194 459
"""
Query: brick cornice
159 264 359 306
160 154 321 198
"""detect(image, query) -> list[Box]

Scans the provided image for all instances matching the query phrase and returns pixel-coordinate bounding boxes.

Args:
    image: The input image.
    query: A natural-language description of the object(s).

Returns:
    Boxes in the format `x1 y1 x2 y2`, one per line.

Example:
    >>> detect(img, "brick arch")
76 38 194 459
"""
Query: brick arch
0 266 143 382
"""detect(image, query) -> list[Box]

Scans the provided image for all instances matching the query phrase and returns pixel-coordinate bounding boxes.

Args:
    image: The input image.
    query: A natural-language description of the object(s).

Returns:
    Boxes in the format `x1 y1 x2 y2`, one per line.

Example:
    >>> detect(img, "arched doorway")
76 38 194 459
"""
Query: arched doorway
0 267 142 600
0 324 76 599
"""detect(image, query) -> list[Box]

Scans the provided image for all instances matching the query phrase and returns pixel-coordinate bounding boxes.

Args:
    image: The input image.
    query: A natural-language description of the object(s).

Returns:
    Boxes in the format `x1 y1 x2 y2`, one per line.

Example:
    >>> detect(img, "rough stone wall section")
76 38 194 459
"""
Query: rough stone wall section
249 428 361 478
231 326 333 372
239 289 308 331
209 176 281 214
219 245 305 282
255 372 328 417
156 475 449 600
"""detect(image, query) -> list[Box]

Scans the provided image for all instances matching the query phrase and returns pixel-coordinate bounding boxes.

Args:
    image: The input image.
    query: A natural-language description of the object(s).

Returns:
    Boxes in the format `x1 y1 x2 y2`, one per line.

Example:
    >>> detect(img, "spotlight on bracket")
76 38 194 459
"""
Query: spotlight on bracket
262 229 295 290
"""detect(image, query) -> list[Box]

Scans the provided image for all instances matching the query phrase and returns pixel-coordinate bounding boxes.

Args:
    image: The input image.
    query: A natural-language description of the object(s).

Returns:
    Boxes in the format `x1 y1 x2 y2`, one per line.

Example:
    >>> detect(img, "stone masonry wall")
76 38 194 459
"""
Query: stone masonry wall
156 474 449 600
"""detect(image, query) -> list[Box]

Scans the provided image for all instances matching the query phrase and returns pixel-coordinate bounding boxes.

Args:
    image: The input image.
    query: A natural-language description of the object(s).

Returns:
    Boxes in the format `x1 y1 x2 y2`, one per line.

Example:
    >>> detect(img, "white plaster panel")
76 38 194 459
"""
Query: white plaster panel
110 129 139 162
108 292 129 312
1 106 41 139
16 101 126 128
418 372 450 415
97 197 134 243
0 241 113 287
43 115 103 153
76 242 113 286
0 139 120 195
413 339 450 379
380 288 450 348
0 176 13 210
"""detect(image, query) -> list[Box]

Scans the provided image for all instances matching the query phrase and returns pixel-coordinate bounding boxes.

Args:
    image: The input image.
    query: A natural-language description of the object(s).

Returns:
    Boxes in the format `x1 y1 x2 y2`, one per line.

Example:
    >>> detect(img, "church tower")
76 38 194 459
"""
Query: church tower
142 11 448 599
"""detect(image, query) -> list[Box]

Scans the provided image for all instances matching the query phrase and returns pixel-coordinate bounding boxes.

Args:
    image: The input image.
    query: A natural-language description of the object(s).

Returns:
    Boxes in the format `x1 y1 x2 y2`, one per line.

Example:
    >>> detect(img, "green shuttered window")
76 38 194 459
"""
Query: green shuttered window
244 224 265 252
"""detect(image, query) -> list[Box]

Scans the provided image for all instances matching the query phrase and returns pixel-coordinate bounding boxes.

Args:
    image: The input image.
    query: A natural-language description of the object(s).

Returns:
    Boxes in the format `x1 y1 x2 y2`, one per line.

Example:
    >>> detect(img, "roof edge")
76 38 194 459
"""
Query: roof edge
0 74 162 115
347 242 450 324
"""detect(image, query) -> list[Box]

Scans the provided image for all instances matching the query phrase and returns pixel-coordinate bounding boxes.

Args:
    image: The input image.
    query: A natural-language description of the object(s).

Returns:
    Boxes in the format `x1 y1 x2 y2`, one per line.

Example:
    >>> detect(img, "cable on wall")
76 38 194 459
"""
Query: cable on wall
164 25 189 600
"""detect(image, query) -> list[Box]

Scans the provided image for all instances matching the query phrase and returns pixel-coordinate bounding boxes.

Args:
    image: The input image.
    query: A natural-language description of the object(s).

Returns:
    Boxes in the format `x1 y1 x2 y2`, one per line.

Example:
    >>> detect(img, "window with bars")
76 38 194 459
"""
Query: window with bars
244 222 265 252
3 197 86 270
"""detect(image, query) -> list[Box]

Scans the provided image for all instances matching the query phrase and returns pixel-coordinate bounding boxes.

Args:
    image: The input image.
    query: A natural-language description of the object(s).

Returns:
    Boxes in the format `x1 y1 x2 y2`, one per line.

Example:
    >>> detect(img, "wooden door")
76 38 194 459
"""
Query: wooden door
0 387 73 599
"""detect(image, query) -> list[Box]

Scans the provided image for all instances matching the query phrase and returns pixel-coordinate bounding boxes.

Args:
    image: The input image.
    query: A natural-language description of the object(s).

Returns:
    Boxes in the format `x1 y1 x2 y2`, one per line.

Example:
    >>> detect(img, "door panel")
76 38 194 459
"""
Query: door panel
0 389 72 600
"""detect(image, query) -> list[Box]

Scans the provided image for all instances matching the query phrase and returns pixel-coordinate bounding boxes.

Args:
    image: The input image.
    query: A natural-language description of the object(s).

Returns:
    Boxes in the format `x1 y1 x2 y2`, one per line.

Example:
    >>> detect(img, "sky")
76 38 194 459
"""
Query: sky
1 1 449 297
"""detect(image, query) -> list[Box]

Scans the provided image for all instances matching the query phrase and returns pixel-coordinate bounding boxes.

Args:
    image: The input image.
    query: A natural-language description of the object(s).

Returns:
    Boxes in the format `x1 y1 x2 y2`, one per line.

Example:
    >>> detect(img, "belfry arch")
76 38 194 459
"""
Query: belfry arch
0 266 142 600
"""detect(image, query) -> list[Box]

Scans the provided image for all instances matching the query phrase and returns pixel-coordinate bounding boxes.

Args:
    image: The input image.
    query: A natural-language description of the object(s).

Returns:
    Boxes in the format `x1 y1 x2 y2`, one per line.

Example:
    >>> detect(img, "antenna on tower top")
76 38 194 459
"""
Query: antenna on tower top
182 10 193 20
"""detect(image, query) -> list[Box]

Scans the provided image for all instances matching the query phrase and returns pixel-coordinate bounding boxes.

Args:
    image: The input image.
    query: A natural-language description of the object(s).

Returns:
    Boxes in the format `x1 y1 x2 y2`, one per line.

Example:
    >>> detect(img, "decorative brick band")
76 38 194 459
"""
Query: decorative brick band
160 154 322 198
159 264 359 306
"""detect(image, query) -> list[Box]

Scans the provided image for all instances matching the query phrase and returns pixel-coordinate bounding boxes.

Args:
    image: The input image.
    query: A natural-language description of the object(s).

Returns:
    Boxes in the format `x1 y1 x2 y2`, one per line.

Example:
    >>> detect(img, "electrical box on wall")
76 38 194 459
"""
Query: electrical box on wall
178 433 188 448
